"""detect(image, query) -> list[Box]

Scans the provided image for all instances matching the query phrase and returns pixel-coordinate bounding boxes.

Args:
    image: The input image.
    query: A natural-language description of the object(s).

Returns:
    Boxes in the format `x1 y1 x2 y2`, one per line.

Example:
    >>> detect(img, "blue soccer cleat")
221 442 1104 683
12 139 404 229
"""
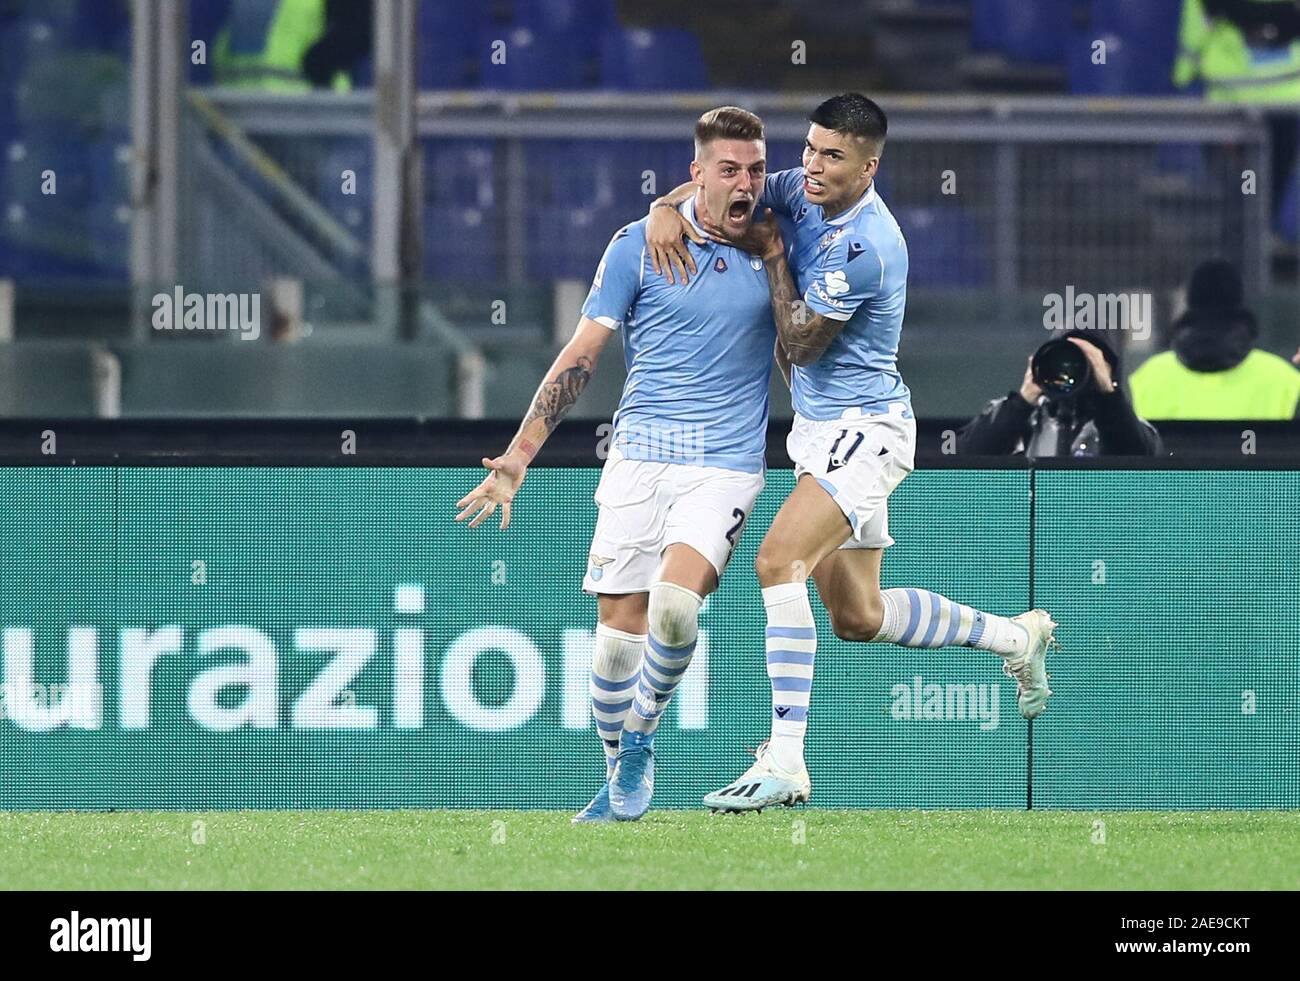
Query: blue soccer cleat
571 782 615 823
608 730 656 821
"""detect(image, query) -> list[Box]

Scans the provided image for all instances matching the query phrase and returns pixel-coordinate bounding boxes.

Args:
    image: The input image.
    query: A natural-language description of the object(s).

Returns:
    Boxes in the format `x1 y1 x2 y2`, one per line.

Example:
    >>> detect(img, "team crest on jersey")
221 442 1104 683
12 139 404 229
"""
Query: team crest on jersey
588 554 614 581
714 257 728 273
846 238 866 262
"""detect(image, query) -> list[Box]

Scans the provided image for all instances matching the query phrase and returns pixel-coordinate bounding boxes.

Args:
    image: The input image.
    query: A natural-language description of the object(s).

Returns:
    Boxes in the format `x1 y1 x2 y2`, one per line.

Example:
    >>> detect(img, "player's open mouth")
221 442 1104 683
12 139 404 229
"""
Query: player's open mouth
804 176 826 195
726 199 751 225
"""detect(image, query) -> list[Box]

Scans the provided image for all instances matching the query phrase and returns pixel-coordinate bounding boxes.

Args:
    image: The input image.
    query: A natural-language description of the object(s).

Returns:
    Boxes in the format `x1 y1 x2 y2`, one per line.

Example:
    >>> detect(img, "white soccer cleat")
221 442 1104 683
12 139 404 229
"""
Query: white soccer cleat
1005 609 1057 719
703 741 811 813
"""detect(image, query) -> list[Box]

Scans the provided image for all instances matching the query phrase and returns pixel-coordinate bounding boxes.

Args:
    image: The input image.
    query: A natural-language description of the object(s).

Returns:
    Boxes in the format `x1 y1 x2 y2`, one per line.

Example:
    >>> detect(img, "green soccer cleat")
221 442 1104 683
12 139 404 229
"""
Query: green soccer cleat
1005 609 1058 719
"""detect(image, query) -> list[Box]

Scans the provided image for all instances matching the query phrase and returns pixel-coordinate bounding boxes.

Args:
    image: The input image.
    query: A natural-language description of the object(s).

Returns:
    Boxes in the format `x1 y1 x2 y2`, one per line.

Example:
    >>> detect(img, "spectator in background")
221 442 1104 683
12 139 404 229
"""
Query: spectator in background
213 0 362 92
1129 259 1300 419
1173 0 1300 223
957 331 1162 457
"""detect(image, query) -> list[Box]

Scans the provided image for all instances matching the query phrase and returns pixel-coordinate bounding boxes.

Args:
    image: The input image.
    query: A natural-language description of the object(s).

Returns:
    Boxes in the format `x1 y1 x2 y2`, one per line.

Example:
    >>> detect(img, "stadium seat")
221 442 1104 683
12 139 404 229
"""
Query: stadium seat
527 140 620 208
599 28 709 90
1278 165 1299 244
893 205 990 287
511 0 618 48
189 0 234 83
84 200 131 278
1068 0 1180 95
478 26 589 89
423 140 496 209
416 4 488 88
424 203 502 282
316 139 373 241
526 202 631 280
970 0 1073 66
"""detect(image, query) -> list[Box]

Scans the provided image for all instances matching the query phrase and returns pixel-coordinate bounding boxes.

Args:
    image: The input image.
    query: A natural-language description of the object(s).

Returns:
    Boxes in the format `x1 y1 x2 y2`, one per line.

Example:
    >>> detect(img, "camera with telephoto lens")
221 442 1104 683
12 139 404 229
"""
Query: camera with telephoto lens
1031 338 1092 399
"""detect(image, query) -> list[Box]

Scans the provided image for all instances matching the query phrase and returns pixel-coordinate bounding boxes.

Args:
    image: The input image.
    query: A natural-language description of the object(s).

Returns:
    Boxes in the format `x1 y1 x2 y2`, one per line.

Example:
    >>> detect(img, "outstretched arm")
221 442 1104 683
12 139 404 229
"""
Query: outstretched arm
455 317 612 529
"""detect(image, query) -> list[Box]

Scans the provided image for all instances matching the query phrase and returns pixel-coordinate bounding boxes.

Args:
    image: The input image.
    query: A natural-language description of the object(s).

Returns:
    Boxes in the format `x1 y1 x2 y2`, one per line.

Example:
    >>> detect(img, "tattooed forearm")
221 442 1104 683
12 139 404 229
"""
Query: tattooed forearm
763 253 843 366
518 356 594 442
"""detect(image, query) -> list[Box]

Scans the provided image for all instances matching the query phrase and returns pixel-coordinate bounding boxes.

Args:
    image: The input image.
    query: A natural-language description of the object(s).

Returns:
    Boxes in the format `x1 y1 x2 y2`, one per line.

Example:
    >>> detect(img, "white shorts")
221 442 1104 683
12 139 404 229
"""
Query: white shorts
583 448 765 595
786 402 916 549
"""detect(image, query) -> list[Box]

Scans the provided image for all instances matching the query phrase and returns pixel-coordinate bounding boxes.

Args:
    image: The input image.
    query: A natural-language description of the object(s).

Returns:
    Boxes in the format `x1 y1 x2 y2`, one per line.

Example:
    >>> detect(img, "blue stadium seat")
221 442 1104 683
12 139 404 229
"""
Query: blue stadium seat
893 205 990 287
970 0 1072 66
511 0 618 48
1075 0 1180 95
478 26 589 89
527 140 621 208
190 0 234 83
316 139 373 241
424 140 496 208
2 133 95 209
85 200 131 278
612 139 694 202
87 134 132 205
1278 165 1299 244
424 204 501 282
599 28 709 90
1155 143 1207 182
417 2 487 88
526 203 630 280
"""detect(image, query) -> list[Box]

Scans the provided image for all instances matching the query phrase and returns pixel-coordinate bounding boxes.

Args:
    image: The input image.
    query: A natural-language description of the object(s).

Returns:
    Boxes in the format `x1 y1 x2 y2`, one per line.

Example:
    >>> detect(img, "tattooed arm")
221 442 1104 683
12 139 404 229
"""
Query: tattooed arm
455 317 612 530
734 212 846 368
762 245 846 367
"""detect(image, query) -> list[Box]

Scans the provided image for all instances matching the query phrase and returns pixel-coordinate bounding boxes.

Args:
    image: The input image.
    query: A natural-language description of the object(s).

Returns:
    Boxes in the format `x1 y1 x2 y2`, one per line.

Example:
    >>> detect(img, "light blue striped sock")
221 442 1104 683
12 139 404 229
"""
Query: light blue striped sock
625 631 696 735
591 624 644 777
873 588 1028 656
763 581 816 772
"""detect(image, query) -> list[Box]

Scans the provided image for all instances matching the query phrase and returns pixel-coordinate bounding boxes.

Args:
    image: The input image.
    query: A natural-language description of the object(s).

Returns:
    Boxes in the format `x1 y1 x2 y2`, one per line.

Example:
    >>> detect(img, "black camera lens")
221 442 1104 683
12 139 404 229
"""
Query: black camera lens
1032 338 1092 397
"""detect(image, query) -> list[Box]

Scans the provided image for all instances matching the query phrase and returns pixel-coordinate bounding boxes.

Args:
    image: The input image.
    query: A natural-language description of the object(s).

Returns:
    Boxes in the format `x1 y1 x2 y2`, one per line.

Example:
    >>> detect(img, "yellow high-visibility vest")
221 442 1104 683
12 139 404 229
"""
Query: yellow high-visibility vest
1174 0 1300 102
1129 348 1300 419
213 0 350 93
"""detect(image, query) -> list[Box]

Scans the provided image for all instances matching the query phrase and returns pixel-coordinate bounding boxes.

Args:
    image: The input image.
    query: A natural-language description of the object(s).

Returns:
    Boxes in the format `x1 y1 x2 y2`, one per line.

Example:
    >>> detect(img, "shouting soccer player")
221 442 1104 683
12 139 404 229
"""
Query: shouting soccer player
647 93 1058 812
456 107 777 821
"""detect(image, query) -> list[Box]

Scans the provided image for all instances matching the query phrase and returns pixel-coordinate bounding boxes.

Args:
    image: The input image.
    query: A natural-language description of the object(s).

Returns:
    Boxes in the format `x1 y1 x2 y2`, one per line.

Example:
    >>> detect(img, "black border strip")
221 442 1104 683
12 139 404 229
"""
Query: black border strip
0 419 1296 468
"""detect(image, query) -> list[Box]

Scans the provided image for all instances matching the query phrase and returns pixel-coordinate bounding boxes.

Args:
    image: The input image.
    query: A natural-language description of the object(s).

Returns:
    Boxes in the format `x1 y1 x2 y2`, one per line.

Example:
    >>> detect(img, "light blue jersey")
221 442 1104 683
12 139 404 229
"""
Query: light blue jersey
581 199 776 473
762 168 911 420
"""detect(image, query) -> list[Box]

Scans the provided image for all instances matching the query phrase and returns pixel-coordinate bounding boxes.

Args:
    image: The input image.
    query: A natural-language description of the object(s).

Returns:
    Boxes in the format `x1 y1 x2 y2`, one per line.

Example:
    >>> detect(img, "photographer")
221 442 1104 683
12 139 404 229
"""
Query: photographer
956 330 1162 457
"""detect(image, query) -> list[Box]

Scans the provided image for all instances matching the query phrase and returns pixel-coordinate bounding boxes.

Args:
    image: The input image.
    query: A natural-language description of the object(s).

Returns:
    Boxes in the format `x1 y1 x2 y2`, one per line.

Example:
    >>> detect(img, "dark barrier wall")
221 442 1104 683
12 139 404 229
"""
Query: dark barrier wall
1 457 1296 810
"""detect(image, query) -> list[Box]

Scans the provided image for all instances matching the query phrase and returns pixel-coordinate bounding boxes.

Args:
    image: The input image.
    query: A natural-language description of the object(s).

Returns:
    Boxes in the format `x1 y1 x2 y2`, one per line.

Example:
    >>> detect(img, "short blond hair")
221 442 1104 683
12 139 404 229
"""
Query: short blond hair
694 106 764 158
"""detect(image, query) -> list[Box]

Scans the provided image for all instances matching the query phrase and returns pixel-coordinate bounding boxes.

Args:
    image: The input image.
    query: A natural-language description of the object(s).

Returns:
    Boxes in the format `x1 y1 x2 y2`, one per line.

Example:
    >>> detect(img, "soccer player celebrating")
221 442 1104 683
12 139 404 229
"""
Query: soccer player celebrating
646 94 1058 812
456 107 777 821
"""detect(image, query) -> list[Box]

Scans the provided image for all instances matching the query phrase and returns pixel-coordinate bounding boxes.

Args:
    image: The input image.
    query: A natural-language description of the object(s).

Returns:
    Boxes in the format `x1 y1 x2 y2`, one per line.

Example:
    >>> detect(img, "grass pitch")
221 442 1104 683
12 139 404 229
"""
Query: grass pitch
3 810 1298 890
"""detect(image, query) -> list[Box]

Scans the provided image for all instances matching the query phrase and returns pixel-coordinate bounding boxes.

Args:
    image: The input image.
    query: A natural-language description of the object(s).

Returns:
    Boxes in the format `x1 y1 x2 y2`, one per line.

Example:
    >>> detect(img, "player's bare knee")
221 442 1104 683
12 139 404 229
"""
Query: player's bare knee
754 544 805 587
830 599 883 642
648 581 703 648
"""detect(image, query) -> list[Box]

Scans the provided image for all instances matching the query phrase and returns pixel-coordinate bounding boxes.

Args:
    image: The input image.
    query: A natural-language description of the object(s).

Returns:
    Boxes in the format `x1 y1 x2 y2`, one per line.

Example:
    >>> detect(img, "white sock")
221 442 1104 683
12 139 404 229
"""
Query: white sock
591 624 644 776
871 588 1029 657
763 581 816 773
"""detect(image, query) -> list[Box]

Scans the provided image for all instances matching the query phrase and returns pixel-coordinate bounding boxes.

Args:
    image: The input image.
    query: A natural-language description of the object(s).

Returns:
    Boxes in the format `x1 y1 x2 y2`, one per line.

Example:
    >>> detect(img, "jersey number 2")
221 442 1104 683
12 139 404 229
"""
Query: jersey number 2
724 507 746 547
